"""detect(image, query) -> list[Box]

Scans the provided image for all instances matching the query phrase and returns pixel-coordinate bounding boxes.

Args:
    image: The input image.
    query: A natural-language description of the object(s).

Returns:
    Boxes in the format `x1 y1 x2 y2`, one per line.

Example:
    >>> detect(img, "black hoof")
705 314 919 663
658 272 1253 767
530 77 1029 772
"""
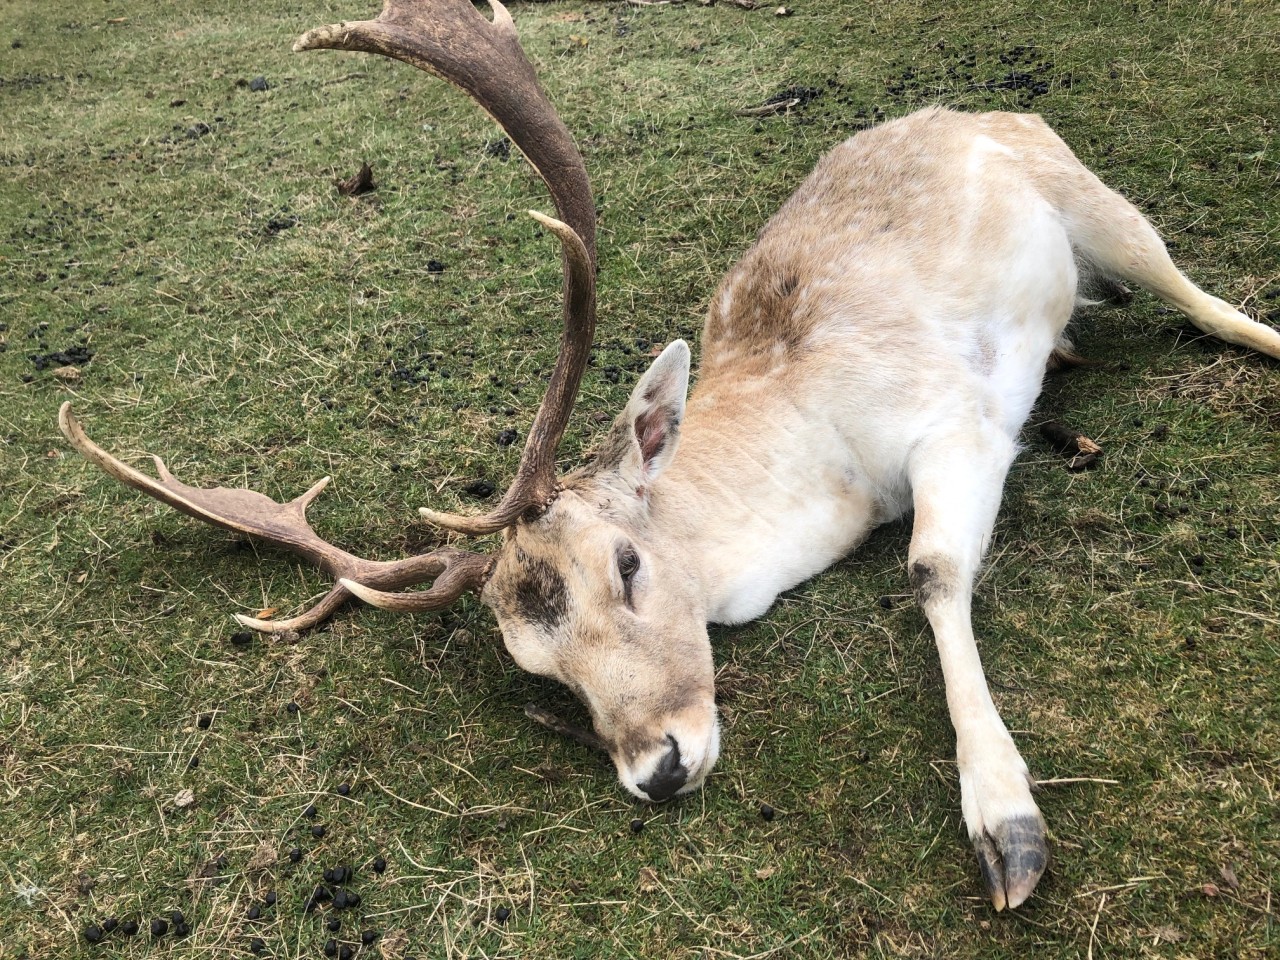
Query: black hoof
972 814 1048 911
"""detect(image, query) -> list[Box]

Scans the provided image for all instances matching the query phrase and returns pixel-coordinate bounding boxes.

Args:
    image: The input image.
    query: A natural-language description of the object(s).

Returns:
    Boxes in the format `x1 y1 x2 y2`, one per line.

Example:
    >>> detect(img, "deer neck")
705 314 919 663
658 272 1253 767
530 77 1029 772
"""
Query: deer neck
648 373 881 626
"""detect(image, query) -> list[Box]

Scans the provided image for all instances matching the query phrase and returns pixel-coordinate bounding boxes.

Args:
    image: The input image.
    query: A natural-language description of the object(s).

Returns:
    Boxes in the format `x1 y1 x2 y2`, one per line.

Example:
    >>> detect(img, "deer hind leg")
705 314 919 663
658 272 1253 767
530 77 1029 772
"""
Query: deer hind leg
1056 170 1280 358
907 417 1047 911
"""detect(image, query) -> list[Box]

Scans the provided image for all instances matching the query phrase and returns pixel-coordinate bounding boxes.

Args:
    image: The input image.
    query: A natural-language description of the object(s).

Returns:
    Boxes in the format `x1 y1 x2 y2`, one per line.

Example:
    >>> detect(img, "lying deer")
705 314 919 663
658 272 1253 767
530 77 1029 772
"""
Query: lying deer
59 0 1280 911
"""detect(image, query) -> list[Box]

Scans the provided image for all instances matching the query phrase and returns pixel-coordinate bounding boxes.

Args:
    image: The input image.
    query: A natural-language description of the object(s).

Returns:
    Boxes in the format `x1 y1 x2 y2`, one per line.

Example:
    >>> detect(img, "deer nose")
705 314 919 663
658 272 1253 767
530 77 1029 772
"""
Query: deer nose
637 735 687 802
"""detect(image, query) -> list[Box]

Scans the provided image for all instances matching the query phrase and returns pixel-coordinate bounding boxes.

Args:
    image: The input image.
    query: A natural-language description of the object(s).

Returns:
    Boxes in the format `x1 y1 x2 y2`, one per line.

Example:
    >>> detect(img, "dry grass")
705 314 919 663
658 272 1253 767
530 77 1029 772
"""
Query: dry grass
2 1 1279 958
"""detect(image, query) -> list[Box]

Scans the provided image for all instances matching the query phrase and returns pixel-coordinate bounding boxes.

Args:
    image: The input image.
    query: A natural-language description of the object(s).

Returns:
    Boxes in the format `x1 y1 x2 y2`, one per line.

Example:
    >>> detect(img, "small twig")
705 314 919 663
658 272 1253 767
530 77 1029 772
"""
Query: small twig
1039 420 1103 471
1073 876 1162 898
1035 776 1120 787
524 703 607 753
320 71 368 87
847 873 895 906
736 98 801 117
1087 892 1106 960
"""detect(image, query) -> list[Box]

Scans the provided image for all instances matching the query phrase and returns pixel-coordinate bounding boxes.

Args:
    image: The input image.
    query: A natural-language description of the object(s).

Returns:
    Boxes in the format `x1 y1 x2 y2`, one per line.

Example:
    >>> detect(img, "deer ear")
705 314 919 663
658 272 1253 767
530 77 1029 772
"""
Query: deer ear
596 340 689 492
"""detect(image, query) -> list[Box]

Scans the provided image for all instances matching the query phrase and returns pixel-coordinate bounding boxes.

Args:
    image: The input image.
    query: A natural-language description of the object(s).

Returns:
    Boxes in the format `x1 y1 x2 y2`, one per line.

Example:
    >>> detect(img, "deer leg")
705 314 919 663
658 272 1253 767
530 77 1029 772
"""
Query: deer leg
1059 173 1280 359
906 418 1047 911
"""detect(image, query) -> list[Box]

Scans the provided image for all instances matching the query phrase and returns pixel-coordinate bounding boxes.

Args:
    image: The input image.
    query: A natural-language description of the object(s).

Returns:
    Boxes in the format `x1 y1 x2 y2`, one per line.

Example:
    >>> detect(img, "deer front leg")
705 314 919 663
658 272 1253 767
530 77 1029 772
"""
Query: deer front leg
907 422 1048 910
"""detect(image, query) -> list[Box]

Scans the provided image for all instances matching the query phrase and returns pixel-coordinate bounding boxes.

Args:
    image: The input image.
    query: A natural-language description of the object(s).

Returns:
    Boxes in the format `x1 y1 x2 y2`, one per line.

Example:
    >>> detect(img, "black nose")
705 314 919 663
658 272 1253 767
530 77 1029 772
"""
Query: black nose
638 735 687 802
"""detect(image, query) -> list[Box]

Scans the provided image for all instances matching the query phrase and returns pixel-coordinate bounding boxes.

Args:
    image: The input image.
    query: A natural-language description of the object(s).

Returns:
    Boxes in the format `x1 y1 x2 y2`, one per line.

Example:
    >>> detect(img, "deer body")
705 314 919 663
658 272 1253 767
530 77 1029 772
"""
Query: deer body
62 0 1280 914
489 105 1279 910
664 107 1081 623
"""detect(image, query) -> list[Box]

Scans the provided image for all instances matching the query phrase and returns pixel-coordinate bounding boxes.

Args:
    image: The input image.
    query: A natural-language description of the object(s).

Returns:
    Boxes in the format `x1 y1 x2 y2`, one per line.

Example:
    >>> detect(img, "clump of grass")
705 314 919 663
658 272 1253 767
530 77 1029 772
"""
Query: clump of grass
2 1 1278 957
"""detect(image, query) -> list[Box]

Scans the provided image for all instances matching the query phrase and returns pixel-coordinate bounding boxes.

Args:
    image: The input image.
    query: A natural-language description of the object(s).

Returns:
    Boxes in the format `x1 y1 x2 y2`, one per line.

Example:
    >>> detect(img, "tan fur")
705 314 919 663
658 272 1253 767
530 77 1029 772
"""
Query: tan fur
479 107 1280 907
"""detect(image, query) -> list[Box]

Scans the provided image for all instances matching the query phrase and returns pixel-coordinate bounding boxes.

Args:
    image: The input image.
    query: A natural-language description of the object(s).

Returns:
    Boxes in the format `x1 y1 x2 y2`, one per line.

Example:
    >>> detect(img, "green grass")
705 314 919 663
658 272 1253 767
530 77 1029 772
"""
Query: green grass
2 1 1278 957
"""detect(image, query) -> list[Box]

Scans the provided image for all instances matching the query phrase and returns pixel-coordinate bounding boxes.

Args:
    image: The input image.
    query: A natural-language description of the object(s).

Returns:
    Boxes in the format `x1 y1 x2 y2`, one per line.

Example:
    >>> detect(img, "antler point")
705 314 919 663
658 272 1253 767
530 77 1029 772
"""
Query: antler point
338 577 381 606
57 401 82 442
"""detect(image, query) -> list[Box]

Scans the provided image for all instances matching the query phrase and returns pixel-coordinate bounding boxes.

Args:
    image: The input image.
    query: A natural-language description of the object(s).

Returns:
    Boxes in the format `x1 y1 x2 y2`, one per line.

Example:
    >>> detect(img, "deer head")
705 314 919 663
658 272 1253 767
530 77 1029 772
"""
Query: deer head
61 0 718 803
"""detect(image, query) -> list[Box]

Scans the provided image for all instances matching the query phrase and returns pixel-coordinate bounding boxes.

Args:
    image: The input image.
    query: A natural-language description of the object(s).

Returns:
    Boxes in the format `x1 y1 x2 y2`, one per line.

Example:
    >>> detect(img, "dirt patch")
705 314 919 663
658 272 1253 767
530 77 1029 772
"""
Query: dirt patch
883 43 1068 110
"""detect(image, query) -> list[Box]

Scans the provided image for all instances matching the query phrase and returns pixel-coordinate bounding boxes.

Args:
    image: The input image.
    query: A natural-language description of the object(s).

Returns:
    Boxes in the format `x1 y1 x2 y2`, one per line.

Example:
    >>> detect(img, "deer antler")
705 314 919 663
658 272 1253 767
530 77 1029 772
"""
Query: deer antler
297 0 597 534
61 0 597 630
59 403 493 632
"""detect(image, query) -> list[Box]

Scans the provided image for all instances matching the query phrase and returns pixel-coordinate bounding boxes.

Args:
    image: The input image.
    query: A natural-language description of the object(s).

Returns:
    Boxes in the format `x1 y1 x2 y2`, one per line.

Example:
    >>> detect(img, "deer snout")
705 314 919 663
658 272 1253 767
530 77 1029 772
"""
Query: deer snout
621 704 721 803
638 735 687 802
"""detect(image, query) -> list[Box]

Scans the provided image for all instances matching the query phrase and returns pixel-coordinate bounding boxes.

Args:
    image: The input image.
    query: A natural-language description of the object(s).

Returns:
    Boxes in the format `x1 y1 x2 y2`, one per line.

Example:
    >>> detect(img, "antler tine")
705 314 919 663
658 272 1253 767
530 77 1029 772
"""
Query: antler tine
337 548 492 612
419 210 592 534
60 403 491 632
296 0 597 530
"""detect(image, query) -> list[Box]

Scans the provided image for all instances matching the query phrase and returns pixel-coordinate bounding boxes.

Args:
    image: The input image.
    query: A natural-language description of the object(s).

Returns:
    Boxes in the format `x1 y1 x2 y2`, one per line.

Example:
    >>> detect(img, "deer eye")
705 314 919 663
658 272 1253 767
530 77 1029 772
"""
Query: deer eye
617 547 640 581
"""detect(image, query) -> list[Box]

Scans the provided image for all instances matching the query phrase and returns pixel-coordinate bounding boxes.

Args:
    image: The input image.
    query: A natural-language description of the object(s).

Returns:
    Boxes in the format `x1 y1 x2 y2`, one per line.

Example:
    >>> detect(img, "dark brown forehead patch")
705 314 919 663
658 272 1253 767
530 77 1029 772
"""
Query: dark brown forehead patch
513 554 569 629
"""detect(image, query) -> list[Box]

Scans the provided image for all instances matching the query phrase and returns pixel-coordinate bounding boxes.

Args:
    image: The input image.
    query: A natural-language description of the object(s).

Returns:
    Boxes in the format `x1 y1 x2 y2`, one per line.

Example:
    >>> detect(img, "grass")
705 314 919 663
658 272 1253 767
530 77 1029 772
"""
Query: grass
1 0 1278 957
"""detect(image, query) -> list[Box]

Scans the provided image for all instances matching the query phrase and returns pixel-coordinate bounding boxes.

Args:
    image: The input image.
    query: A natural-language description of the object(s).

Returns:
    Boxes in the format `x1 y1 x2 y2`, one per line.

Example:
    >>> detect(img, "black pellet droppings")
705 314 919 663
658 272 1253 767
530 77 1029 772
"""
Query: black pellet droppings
83 925 104 944
877 595 894 609
304 804 318 819
312 885 332 903
426 259 446 274
175 922 192 937
495 906 512 924
248 76 269 92
463 479 495 499
324 939 338 958
120 920 139 936
361 930 379 945
197 713 213 729
339 947 354 960
247 905 261 921
760 803 776 822
286 701 299 714
311 825 326 839
332 890 349 910
102 918 118 934
249 937 265 954
288 846 302 863
327 918 341 933
630 818 644 834
496 428 518 447
170 910 186 926
336 783 350 796
230 630 253 647
188 755 199 769
264 891 277 907
150 918 168 937
372 856 386 874
347 892 361 908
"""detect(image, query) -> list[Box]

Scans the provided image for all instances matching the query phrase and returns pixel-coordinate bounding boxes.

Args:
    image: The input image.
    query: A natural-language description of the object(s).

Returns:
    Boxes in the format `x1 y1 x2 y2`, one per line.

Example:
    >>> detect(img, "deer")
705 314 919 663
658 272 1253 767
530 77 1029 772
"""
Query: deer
59 0 1280 912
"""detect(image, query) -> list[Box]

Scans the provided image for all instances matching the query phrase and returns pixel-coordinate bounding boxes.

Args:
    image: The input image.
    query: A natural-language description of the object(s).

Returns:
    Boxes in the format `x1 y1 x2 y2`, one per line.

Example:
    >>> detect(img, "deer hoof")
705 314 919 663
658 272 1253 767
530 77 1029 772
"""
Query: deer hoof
972 814 1048 911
